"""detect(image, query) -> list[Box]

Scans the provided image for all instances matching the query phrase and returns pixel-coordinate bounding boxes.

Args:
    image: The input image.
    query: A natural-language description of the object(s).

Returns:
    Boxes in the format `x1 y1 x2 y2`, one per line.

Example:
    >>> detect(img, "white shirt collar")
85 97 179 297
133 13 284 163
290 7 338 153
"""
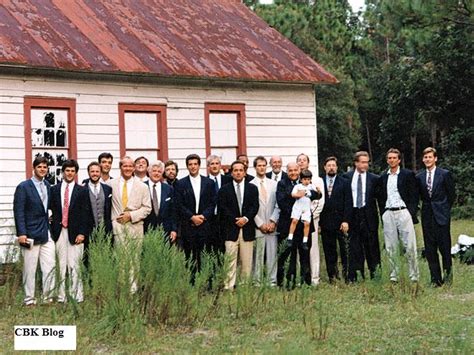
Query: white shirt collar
387 167 400 175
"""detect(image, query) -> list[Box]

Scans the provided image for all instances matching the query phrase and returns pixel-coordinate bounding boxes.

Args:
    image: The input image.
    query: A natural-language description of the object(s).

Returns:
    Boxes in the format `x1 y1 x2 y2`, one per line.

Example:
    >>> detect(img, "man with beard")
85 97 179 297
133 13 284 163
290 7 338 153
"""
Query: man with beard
266 155 287 182
164 160 179 187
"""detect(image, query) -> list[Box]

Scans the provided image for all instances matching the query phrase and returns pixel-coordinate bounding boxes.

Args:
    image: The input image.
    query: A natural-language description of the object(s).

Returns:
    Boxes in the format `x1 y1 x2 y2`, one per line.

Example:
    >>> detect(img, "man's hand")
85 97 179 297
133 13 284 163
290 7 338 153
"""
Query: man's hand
75 234 85 244
268 221 276 233
170 231 177 243
191 215 205 226
294 190 306 199
235 217 248 227
117 211 131 224
259 224 269 233
340 222 349 235
18 235 28 244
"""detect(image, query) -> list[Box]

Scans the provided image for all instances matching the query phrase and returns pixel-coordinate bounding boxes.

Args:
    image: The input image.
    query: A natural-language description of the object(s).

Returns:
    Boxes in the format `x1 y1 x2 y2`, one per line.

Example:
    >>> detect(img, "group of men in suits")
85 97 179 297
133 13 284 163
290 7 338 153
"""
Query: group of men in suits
13 146 455 304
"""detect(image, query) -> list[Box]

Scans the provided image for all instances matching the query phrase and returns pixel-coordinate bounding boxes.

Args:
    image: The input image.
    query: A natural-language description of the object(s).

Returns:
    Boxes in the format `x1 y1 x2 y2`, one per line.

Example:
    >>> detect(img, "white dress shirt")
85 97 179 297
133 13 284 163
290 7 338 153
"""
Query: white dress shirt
210 173 222 189
426 166 436 187
233 180 245 205
88 181 101 197
271 171 284 182
189 174 201 214
148 181 162 204
385 167 406 209
61 181 75 209
351 171 367 208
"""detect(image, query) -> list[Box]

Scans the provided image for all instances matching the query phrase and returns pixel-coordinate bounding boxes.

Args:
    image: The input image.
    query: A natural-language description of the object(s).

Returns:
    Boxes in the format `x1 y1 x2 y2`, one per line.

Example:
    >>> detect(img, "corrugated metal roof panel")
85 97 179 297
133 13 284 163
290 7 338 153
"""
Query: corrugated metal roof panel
0 0 338 84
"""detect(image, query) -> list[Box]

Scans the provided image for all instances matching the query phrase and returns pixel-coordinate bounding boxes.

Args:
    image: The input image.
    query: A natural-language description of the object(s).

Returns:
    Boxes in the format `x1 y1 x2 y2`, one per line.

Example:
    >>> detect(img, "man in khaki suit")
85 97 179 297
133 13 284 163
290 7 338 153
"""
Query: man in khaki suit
108 156 152 243
251 156 280 286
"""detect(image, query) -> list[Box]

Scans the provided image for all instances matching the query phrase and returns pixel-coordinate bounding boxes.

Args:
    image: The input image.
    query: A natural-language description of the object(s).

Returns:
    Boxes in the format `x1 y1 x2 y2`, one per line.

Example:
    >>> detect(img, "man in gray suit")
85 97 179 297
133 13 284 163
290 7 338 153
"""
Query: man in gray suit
251 156 280 286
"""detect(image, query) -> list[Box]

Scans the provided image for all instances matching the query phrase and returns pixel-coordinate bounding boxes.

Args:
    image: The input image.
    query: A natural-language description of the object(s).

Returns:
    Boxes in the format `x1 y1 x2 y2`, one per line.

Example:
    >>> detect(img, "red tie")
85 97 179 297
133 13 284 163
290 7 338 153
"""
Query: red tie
62 183 69 228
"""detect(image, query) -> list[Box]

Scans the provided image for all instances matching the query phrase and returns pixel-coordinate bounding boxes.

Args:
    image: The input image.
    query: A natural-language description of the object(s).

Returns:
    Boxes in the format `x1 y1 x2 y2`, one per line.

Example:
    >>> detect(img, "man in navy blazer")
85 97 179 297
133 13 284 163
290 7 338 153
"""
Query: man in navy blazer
13 156 56 306
344 151 381 282
143 160 177 241
319 157 352 282
218 160 259 289
82 161 113 267
175 154 217 282
276 162 322 287
378 149 420 283
50 159 88 302
417 147 456 286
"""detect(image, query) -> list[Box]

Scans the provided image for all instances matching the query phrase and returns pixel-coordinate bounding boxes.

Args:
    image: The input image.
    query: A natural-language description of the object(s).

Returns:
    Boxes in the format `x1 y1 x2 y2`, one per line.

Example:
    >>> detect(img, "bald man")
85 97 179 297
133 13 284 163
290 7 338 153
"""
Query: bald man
266 155 288 182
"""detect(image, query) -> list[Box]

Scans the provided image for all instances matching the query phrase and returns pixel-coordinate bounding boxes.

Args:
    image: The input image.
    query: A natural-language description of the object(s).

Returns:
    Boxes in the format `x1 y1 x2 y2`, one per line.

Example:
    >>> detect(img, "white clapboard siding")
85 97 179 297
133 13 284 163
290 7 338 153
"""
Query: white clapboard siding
0 74 319 260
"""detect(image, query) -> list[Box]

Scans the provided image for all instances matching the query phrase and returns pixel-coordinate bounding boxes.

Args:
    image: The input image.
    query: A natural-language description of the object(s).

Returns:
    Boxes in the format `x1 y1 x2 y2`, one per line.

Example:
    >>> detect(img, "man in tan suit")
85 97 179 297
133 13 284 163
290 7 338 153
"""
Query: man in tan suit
108 156 152 243
251 156 280 286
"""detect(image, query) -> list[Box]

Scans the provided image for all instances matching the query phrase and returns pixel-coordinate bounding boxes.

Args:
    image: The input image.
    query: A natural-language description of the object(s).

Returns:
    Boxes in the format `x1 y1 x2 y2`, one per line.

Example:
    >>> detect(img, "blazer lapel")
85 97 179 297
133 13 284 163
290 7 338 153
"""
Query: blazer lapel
365 173 372 204
185 176 197 210
431 168 442 195
160 183 167 209
69 184 80 209
27 179 44 208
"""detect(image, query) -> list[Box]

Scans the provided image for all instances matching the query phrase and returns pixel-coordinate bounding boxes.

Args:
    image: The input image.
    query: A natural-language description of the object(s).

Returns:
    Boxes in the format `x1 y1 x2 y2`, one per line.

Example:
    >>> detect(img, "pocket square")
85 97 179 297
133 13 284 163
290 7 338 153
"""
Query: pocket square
165 197 171 201
108 194 112 198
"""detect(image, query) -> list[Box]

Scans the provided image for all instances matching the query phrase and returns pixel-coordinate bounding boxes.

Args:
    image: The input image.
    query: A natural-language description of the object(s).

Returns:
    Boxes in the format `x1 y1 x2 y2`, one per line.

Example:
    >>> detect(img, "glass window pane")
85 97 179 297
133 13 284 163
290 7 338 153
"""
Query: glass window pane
125 112 158 149
209 113 237 147
31 109 68 148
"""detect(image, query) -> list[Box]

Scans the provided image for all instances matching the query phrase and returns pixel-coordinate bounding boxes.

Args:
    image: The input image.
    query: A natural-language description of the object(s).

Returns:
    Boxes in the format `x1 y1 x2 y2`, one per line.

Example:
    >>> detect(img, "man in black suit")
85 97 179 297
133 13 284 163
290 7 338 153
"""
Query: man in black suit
50 159 88 302
175 154 217 283
236 153 255 182
417 147 456 286
13 156 55 305
218 160 259 290
83 161 113 267
143 160 177 242
266 155 288 182
319 156 352 283
379 149 419 283
344 151 381 282
276 162 322 288
207 154 232 254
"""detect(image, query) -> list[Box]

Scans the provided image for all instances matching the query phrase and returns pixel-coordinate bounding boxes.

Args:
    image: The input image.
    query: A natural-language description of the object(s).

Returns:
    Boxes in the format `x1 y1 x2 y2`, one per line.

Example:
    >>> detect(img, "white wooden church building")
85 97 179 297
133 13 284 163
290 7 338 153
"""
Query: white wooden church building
0 0 337 260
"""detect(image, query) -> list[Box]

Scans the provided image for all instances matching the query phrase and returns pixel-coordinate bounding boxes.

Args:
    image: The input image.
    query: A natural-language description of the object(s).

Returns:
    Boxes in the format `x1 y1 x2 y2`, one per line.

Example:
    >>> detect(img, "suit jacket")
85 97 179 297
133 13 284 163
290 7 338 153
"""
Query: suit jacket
50 182 88 244
343 170 380 232
83 182 113 237
417 167 455 226
143 181 177 235
108 176 152 239
218 181 259 242
266 171 288 181
378 168 419 223
319 175 352 231
175 175 217 238
276 177 322 236
13 179 51 244
208 173 233 190
250 177 280 237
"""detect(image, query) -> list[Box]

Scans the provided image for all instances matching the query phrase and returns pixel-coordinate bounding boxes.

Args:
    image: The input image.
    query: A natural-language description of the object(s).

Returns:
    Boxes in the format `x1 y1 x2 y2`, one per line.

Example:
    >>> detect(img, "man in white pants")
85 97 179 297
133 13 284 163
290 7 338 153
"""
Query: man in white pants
251 156 280 286
296 153 325 286
379 148 419 283
13 156 56 306
50 160 88 303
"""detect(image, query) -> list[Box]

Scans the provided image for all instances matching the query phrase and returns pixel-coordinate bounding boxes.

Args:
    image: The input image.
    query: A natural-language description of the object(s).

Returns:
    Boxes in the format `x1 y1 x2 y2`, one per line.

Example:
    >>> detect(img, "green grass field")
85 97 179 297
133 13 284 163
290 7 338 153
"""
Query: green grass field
0 220 472 353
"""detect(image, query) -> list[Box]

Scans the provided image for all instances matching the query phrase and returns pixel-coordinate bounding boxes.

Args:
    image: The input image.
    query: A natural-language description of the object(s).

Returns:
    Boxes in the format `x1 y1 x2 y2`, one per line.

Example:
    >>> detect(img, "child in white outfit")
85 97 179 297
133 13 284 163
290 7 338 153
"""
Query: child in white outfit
288 169 314 250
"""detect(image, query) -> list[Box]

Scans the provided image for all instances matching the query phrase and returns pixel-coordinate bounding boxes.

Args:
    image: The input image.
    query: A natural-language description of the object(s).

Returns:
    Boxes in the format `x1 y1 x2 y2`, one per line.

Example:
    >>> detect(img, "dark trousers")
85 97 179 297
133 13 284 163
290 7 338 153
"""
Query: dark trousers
348 208 381 282
422 207 452 285
206 215 225 255
277 229 312 288
321 228 348 282
182 235 207 285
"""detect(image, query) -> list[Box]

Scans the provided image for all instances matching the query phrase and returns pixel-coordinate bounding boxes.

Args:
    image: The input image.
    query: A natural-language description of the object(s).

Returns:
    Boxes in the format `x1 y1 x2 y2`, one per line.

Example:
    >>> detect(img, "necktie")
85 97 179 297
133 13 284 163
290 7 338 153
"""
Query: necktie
328 178 334 198
62 183 69 228
152 183 160 216
260 179 268 202
427 170 432 197
356 174 363 208
236 183 242 214
94 184 99 198
274 174 278 181
122 181 128 210
39 181 47 211
214 176 219 193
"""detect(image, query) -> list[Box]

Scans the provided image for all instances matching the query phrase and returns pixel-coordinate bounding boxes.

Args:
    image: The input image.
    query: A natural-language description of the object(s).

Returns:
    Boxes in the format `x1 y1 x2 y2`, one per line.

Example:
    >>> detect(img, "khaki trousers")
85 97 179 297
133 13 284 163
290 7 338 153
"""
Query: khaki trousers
225 230 254 290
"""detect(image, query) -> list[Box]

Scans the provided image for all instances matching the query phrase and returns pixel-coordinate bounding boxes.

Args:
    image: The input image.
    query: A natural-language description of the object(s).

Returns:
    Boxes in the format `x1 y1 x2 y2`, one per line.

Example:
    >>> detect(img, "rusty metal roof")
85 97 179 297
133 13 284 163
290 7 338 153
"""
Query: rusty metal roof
0 0 337 84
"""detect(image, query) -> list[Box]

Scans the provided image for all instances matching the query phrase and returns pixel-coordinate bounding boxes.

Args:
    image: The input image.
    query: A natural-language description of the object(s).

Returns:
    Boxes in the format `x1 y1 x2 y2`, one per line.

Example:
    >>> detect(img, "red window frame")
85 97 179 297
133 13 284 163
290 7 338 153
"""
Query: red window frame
204 103 247 162
23 97 77 178
118 103 168 162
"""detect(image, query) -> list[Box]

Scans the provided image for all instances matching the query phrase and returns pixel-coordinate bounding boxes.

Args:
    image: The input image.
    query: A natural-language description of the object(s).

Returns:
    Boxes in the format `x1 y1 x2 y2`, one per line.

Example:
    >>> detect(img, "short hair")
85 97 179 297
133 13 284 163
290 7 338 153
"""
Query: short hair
386 148 401 159
186 154 201 166
164 160 178 172
230 160 246 172
148 160 164 172
253 155 267 168
33 156 48 168
206 154 221 166
353 151 370 162
61 159 79 172
98 152 113 163
236 153 248 160
297 153 310 163
324 156 338 165
300 169 313 179
87 161 100 172
423 147 437 157
134 156 149 167
119 156 134 168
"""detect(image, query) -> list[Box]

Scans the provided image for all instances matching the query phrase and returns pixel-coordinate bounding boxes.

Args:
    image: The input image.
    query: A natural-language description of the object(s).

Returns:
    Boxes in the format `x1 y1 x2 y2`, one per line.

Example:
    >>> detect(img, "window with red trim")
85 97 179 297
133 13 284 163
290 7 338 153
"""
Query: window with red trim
118 104 168 162
24 97 77 184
